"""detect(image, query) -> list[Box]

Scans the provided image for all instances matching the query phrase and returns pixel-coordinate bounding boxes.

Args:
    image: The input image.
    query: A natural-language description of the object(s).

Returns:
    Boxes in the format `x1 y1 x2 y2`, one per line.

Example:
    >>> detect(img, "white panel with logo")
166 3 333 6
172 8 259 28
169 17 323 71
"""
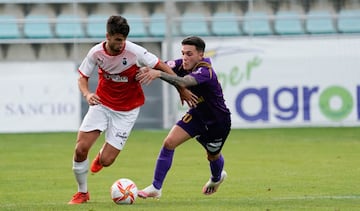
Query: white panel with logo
0 62 81 132
168 37 360 128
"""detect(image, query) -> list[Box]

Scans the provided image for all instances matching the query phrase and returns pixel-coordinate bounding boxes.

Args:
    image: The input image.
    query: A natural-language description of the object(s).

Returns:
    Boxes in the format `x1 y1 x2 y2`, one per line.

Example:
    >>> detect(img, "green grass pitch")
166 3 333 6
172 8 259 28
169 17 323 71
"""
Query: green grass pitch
0 127 359 211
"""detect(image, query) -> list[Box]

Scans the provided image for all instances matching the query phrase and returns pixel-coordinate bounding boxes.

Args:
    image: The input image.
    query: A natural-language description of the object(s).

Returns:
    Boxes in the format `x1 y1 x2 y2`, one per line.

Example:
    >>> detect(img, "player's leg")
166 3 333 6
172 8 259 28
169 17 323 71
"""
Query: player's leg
198 120 231 195
69 105 108 204
202 152 227 195
91 106 140 173
138 125 191 199
154 125 191 187
69 130 101 204
90 142 120 173
74 130 101 162
139 111 203 199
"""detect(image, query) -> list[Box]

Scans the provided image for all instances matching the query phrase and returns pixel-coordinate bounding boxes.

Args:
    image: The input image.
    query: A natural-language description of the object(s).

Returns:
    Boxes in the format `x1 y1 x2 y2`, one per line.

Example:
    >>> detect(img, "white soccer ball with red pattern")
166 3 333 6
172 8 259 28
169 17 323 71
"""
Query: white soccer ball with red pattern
110 178 138 205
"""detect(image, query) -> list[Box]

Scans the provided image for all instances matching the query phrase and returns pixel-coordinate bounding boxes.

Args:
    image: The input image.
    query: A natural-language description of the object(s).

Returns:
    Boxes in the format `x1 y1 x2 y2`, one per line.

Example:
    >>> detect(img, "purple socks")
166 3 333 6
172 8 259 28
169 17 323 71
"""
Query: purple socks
210 154 224 182
151 148 224 189
152 147 174 189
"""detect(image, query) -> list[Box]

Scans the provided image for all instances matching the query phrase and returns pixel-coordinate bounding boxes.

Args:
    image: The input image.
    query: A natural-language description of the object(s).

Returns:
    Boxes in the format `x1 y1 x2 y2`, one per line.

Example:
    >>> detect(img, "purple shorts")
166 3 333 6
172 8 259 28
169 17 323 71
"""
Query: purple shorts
176 112 231 155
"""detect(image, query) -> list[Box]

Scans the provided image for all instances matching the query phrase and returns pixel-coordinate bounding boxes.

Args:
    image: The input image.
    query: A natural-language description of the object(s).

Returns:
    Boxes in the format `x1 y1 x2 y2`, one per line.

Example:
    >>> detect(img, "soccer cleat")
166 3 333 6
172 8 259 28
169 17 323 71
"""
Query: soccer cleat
90 153 103 173
68 192 90 204
138 184 162 199
202 170 227 195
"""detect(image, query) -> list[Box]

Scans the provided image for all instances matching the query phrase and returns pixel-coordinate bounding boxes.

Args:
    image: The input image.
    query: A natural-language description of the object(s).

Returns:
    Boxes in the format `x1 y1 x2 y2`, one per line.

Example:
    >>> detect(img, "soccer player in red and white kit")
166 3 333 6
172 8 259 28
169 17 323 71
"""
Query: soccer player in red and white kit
68 15 197 204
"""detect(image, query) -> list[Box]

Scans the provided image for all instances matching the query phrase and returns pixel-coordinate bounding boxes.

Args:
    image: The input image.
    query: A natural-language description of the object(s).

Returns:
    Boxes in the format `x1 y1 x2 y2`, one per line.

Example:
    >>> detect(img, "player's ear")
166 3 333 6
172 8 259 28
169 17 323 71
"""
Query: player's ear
199 51 204 59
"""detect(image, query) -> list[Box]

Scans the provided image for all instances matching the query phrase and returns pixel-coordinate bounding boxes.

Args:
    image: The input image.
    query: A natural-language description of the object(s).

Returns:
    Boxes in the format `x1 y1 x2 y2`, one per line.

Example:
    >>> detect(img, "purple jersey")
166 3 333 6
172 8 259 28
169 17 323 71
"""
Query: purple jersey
166 58 231 125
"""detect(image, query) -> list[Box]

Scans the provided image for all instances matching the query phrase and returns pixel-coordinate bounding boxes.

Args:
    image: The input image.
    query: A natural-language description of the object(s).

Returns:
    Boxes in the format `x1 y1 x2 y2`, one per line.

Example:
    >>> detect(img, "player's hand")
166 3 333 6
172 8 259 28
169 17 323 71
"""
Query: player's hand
85 93 101 106
136 67 160 85
178 87 198 108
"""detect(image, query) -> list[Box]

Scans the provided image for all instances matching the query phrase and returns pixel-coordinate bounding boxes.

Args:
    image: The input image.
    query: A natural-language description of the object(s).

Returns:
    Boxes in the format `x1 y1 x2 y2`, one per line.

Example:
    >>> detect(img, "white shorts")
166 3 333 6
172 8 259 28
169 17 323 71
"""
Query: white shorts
79 104 140 150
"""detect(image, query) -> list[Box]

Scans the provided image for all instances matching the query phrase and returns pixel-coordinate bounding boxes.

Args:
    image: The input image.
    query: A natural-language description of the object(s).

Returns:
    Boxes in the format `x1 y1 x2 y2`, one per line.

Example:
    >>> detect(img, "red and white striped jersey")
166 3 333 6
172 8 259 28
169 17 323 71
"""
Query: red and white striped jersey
78 41 160 111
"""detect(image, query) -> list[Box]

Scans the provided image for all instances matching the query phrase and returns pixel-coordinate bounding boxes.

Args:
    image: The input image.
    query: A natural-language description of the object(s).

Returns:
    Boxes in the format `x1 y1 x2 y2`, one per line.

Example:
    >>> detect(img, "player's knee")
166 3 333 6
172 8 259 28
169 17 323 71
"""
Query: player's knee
207 153 220 161
74 144 89 160
163 138 177 150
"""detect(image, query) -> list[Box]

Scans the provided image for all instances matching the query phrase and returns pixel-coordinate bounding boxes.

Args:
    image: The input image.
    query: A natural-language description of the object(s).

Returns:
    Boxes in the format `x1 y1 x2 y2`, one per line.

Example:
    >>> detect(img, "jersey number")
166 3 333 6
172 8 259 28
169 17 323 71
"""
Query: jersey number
182 113 193 123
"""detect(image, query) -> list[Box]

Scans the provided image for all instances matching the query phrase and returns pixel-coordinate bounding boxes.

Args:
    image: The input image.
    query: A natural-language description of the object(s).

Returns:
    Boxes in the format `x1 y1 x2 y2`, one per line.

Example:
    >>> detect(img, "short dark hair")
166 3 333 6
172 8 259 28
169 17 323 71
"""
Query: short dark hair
181 36 206 52
107 15 130 37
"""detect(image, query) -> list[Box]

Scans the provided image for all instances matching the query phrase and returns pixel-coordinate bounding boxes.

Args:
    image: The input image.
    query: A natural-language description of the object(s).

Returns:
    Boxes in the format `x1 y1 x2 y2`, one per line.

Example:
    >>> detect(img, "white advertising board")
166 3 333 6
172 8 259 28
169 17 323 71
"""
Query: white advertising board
0 62 81 132
170 37 360 128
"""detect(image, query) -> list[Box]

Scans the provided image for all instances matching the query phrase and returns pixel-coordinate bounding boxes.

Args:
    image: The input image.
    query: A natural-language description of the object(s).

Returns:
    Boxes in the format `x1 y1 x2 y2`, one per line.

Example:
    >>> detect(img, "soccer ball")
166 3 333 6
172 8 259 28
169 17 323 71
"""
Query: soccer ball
110 178 138 205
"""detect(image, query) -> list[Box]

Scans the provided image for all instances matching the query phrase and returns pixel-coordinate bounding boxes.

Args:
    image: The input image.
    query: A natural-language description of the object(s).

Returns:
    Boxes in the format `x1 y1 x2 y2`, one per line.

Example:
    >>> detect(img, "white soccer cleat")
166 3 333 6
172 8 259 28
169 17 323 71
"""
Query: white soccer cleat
138 184 162 199
202 170 227 195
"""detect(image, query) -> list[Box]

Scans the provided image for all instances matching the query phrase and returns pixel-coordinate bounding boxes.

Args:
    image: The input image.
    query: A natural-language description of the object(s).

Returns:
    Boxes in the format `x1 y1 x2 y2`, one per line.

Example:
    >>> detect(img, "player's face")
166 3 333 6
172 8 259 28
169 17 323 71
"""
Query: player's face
181 45 203 71
106 33 126 55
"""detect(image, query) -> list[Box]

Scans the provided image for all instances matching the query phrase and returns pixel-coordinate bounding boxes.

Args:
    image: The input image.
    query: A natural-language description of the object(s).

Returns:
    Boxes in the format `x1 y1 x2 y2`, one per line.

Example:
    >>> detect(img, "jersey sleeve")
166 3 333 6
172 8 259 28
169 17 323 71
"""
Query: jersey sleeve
165 59 184 76
78 48 97 77
189 66 212 84
130 42 159 68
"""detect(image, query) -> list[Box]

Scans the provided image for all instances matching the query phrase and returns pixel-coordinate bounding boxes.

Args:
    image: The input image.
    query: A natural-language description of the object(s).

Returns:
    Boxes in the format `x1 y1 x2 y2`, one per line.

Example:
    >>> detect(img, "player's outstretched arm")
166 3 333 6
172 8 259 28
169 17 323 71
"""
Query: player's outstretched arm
159 71 198 88
137 67 198 107
137 67 197 87
151 62 198 107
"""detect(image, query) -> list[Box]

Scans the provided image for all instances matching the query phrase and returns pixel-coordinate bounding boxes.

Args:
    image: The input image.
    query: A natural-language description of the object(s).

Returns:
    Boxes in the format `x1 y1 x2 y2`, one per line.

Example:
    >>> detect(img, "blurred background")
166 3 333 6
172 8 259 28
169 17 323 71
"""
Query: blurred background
0 0 359 133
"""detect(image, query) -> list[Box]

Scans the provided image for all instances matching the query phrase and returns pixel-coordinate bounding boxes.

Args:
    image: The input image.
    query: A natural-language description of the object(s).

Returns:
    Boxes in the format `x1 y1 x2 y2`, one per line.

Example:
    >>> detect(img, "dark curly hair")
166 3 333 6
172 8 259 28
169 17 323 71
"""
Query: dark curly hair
106 15 130 37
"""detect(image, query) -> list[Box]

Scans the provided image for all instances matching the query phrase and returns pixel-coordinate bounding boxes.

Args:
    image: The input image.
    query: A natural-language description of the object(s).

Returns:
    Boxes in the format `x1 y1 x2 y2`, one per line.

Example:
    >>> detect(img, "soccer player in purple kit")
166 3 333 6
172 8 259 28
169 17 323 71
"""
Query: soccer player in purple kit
136 36 231 198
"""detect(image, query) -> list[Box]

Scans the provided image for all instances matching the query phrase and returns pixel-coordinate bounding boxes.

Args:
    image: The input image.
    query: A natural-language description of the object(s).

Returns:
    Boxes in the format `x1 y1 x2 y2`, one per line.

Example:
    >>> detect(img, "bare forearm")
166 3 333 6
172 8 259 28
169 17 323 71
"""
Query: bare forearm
155 61 176 75
78 76 90 97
